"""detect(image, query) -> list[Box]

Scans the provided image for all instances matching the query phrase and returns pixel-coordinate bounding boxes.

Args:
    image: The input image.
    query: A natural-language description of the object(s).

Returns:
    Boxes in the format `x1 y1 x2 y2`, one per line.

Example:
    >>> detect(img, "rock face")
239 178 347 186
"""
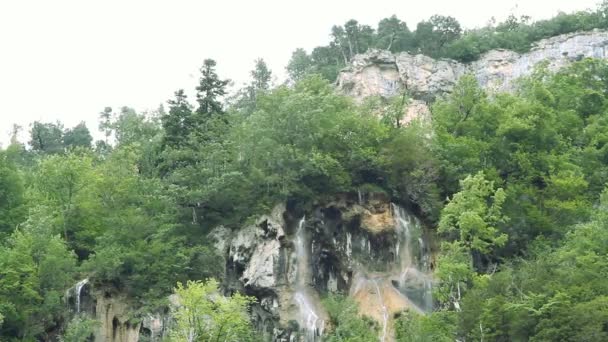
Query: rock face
94 293 141 342
65 282 169 342
218 193 434 341
337 30 608 118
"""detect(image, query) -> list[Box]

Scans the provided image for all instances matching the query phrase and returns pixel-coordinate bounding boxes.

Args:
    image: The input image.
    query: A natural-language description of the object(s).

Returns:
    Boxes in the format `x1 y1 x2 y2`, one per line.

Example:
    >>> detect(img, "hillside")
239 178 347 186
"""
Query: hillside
1 7 608 342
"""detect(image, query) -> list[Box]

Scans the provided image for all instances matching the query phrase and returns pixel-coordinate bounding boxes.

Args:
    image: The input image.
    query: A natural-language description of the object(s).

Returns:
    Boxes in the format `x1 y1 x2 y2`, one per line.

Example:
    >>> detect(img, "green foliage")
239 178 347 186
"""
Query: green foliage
394 311 457 342
376 15 413 52
29 121 64 154
61 316 98 342
322 295 379 342
163 74 395 227
195 59 230 116
0 151 26 238
98 106 113 144
230 58 273 116
78 146 223 305
31 151 96 251
450 190 608 341
380 120 442 219
162 90 195 149
0 209 77 340
169 279 257 342
438 172 508 254
429 60 608 341
286 48 314 82
414 15 462 57
63 122 93 150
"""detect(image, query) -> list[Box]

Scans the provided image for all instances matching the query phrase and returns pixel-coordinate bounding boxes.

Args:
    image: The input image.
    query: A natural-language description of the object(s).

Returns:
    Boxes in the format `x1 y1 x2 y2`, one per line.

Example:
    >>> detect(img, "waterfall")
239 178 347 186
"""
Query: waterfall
372 280 389 342
392 204 434 312
346 232 352 259
67 278 89 313
75 278 88 313
294 217 325 341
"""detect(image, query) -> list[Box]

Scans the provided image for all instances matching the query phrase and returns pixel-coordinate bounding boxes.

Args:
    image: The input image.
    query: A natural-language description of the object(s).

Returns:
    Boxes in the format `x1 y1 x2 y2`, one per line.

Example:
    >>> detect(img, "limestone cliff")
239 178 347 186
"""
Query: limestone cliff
216 194 434 342
336 30 608 119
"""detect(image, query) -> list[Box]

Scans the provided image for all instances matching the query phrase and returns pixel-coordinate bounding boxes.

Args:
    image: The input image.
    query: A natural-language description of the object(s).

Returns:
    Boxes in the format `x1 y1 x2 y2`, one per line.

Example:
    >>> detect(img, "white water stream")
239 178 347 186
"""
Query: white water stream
67 278 89 313
372 279 389 342
294 217 325 341
392 204 433 312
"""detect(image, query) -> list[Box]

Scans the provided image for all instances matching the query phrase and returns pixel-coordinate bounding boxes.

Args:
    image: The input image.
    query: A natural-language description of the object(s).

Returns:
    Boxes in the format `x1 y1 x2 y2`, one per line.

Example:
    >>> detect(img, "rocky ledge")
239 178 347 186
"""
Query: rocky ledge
336 30 608 119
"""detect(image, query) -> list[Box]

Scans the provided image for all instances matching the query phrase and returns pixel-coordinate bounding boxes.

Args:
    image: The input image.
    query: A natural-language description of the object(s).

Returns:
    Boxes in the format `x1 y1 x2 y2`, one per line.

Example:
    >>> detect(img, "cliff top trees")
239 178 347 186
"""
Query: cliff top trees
290 3 608 82
414 15 462 57
376 15 414 52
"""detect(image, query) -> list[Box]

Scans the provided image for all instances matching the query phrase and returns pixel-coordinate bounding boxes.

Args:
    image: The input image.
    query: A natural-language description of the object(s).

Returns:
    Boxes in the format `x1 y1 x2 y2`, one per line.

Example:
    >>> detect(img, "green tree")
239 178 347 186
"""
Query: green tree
63 122 93 150
376 15 413 52
33 152 96 247
395 311 457 342
381 121 441 219
98 106 113 144
162 90 195 149
0 151 25 237
286 48 313 82
436 172 508 309
322 295 379 342
439 172 508 255
112 106 162 147
0 208 77 340
310 45 344 81
29 121 64 154
61 316 98 342
169 279 257 342
195 59 229 117
250 58 272 92
414 15 462 57
230 59 273 116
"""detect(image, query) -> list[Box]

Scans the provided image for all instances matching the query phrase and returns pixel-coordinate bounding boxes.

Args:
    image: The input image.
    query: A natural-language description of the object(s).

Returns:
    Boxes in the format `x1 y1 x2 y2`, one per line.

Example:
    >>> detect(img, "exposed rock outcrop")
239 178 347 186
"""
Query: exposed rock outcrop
217 193 434 341
94 293 140 342
337 30 608 119
65 282 169 342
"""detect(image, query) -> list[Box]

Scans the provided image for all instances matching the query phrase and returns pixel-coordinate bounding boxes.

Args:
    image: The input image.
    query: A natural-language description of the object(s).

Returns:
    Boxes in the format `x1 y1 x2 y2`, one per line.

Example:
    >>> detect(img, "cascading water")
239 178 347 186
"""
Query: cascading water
67 278 89 313
294 217 325 341
391 204 433 312
372 280 389 342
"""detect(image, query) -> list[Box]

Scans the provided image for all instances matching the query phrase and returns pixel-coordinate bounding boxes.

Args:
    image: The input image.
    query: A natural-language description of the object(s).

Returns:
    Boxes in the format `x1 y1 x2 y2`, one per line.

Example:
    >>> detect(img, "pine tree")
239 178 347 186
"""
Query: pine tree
162 89 194 148
195 59 229 116
63 122 93 150
98 107 113 144
250 58 272 92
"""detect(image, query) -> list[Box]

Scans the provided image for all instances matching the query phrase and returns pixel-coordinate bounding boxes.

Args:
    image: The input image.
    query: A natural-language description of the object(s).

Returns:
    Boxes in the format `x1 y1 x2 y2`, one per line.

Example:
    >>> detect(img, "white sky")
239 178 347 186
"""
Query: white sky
0 0 601 146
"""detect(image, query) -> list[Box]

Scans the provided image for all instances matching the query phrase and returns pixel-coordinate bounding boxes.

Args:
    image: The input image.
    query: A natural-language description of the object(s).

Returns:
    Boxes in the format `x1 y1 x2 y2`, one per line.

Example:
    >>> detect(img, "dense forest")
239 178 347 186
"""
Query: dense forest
1 5 608 342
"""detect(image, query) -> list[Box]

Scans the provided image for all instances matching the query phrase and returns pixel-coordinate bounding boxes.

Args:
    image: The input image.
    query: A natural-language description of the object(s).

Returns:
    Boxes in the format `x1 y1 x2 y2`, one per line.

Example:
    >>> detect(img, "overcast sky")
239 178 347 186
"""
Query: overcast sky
0 0 601 145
